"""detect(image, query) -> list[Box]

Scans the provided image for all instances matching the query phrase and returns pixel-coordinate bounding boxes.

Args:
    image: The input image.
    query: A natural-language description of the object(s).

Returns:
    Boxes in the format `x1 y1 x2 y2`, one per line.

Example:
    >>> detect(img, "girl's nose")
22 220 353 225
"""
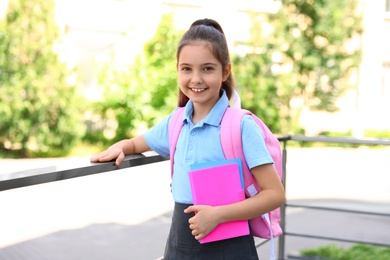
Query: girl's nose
191 72 203 85
191 79 203 85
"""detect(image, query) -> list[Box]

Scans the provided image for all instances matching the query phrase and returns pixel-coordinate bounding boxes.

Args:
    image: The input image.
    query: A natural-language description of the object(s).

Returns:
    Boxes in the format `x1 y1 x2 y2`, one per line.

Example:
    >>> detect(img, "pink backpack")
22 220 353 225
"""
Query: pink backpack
168 106 283 240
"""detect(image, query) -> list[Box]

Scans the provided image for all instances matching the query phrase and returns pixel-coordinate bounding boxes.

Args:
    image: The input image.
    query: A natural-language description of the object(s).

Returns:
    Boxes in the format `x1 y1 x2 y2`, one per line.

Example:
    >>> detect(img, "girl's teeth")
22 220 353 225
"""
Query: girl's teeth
192 88 204 92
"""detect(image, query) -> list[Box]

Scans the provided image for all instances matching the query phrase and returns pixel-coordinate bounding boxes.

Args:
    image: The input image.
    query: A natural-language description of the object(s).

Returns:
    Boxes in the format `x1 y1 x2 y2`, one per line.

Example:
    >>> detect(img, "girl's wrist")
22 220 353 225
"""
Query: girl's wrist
214 205 227 224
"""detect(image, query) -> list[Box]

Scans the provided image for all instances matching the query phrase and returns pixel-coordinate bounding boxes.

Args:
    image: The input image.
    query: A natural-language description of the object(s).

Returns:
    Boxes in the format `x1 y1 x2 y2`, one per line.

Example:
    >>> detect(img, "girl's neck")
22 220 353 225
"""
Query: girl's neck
191 92 221 124
192 104 212 125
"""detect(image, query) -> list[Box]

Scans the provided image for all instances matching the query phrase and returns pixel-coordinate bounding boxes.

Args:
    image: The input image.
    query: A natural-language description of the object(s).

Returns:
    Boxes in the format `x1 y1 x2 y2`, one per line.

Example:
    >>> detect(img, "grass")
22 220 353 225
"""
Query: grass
300 244 390 260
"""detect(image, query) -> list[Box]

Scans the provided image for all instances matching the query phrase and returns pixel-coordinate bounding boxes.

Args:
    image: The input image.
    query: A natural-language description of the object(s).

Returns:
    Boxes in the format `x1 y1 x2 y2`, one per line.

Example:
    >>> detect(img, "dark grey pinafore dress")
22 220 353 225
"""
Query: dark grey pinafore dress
163 202 259 260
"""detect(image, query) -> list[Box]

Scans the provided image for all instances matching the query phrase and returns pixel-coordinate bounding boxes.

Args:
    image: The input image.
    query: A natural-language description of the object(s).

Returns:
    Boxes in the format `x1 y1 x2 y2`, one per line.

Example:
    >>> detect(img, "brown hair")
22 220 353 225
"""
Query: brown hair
176 18 235 107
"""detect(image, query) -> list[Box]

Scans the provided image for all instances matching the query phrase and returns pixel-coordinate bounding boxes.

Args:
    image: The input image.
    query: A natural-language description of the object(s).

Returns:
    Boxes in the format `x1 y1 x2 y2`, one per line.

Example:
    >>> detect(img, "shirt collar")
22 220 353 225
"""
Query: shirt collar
183 89 230 126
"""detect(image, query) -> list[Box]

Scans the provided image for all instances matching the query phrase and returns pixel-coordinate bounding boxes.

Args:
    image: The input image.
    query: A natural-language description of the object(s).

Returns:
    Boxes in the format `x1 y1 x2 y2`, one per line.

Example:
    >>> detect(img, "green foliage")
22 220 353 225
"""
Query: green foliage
245 0 362 134
233 54 282 133
88 13 182 144
301 244 390 260
0 0 84 158
233 14 285 134
275 0 362 111
140 13 182 122
364 129 390 139
83 64 140 146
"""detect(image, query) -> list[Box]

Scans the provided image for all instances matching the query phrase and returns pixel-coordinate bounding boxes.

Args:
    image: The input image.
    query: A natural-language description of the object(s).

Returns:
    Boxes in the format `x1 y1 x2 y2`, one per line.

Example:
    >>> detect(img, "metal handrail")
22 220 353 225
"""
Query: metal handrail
3 135 389 191
285 202 390 217
0 153 168 191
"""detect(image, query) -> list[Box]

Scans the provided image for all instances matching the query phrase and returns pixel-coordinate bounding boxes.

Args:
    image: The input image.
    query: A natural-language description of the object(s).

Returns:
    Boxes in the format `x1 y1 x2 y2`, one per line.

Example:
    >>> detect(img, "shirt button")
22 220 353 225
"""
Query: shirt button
189 146 193 150
192 131 196 136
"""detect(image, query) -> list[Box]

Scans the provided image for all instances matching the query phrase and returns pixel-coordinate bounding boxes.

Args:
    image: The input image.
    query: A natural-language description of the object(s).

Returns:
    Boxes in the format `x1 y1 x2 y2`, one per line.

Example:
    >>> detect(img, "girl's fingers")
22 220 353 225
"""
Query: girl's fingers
90 151 107 162
91 150 121 163
115 152 125 166
97 152 112 162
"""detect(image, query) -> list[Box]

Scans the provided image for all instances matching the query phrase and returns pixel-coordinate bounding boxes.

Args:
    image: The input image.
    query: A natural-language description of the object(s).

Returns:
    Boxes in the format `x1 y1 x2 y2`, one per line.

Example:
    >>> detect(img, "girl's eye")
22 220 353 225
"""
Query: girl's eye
203 66 214 71
181 67 191 71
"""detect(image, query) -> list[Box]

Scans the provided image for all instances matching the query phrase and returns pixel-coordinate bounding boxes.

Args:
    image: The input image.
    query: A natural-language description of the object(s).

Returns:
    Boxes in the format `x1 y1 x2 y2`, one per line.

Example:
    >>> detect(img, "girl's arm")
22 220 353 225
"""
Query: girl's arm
90 134 151 166
185 163 285 240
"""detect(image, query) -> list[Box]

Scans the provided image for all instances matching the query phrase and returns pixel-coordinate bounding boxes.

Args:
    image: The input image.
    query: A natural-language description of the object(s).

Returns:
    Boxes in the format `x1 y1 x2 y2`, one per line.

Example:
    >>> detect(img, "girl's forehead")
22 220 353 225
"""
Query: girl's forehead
180 42 214 58
182 41 211 51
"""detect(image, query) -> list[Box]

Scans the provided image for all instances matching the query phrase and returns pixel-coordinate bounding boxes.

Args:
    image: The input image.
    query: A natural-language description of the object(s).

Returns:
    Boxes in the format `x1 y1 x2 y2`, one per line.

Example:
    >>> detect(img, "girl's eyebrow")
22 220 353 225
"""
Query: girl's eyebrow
203 62 218 66
178 62 218 67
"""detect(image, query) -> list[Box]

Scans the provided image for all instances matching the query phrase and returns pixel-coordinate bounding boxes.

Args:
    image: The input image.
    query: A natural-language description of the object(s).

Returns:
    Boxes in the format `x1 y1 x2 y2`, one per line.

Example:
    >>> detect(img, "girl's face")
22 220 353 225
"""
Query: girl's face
178 41 230 110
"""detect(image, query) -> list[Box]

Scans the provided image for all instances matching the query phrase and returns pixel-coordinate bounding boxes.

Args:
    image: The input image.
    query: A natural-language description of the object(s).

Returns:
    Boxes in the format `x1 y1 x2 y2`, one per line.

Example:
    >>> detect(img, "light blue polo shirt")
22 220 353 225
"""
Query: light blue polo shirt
144 91 273 204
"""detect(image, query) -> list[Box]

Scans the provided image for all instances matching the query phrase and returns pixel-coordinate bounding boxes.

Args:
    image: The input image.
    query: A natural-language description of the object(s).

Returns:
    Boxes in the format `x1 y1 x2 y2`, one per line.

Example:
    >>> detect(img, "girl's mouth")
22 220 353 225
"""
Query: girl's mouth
191 88 206 92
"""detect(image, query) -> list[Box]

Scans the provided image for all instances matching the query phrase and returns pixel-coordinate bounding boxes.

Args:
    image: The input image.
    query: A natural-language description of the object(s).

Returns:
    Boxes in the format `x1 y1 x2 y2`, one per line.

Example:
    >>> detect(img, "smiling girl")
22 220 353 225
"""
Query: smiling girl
91 18 285 260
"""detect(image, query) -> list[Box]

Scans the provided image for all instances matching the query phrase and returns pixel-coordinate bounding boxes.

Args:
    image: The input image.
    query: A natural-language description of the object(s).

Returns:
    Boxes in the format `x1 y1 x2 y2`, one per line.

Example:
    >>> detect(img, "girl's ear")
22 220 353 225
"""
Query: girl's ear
223 63 231 82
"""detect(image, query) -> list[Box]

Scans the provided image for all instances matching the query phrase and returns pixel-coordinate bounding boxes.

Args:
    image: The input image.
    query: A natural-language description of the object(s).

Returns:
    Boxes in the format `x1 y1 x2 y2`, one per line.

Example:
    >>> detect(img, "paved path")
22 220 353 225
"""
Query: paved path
0 147 389 259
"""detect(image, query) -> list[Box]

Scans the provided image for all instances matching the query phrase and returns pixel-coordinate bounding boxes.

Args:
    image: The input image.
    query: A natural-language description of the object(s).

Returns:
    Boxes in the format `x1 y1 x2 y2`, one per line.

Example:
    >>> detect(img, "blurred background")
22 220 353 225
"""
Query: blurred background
1 0 389 159
0 1 389 259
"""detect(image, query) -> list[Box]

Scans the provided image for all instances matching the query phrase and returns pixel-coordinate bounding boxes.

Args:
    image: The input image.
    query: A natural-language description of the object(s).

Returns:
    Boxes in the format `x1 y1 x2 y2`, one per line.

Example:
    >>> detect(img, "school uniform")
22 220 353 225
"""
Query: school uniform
144 90 273 260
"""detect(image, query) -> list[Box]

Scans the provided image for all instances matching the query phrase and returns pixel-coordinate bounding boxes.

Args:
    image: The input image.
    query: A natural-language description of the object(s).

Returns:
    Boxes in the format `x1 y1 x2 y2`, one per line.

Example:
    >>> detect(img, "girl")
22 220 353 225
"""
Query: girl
91 18 285 260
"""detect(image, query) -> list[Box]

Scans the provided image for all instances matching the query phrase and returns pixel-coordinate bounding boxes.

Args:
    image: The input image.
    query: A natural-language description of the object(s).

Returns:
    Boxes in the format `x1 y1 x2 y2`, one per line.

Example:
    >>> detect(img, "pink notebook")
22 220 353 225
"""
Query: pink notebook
189 160 249 243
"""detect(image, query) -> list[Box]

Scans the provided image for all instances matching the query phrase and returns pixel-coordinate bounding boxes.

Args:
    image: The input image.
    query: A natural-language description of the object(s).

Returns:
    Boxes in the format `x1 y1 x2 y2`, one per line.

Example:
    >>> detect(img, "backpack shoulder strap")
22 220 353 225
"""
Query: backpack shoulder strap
250 114 283 181
168 107 185 177
220 107 261 197
221 107 283 243
220 107 283 197
220 107 247 159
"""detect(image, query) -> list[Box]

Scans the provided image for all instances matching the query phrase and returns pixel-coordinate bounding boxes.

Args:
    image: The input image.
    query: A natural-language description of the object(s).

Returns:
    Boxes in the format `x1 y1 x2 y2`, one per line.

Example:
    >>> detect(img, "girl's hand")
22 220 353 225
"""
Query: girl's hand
90 136 149 167
184 205 220 240
90 148 125 166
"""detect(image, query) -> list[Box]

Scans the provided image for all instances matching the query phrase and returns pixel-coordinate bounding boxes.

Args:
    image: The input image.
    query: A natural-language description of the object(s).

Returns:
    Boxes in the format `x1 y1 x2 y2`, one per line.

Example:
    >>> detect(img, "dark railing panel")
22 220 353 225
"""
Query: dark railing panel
0 153 169 191
277 135 390 259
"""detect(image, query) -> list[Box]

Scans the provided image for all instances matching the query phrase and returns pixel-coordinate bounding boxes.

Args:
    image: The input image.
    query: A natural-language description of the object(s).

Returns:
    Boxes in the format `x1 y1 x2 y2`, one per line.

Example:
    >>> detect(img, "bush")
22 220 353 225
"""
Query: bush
300 244 390 260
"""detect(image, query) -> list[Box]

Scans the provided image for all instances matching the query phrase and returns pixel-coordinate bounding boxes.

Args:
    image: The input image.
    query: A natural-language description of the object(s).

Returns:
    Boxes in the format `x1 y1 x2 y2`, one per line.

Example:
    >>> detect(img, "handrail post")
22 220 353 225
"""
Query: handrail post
278 138 288 259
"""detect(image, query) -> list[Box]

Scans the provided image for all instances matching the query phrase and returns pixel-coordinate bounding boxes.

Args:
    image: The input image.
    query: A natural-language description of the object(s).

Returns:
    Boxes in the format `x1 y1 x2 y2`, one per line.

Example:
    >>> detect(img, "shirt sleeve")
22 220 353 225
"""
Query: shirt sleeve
241 115 274 169
143 113 172 157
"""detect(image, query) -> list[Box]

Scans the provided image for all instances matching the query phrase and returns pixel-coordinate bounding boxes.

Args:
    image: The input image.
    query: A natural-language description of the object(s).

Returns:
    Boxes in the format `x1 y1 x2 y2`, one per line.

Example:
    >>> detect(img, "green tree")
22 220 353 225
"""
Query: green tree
90 13 181 144
234 0 362 134
142 13 182 121
277 0 362 108
0 0 84 157
272 0 363 132
233 14 284 133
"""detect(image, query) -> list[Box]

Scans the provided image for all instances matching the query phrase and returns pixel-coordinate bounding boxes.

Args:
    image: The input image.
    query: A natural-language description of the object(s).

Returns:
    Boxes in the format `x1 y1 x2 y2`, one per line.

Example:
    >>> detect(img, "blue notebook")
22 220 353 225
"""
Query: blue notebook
190 158 244 188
